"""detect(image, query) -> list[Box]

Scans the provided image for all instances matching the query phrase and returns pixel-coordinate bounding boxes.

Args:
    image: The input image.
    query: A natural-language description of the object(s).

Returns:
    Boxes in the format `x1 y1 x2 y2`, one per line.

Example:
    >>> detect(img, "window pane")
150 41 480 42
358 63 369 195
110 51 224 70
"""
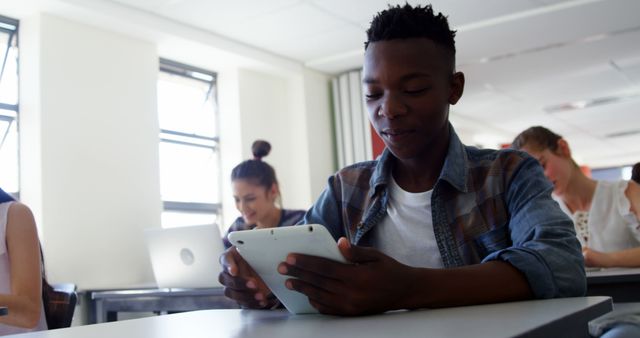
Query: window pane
0 110 19 192
161 211 219 229
157 72 216 137
0 32 18 105
159 141 220 203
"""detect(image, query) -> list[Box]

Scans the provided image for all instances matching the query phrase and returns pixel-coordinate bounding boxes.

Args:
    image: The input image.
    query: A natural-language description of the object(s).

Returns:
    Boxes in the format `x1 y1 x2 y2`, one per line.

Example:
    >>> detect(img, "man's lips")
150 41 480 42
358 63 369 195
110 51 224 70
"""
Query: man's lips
380 128 415 141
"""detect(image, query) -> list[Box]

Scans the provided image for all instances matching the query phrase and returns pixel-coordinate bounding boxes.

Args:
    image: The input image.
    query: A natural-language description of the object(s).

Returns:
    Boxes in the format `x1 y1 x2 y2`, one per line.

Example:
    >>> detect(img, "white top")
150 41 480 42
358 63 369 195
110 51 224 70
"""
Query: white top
0 297 612 338
0 201 48 335
554 180 640 251
370 176 443 268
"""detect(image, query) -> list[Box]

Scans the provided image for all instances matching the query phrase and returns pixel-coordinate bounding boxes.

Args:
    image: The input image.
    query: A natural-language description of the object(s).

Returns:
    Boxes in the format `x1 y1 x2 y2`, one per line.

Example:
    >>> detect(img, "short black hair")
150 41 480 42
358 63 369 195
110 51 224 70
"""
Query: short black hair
365 3 456 67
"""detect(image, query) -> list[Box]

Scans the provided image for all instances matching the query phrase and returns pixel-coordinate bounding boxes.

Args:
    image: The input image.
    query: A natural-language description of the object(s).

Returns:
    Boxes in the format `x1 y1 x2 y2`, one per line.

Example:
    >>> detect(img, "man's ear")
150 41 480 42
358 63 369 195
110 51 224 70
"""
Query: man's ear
449 72 465 105
557 138 572 158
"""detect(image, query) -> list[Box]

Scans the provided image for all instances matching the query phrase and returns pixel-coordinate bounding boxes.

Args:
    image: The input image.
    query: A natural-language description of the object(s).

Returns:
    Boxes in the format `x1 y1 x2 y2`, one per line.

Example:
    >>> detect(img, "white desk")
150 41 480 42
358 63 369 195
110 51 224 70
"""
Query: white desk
6 297 612 338
587 267 640 302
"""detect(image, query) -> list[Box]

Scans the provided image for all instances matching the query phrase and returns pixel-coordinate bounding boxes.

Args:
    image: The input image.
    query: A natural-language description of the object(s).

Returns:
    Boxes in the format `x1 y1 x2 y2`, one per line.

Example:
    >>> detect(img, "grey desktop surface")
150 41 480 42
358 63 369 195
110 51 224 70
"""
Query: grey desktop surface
4 296 612 338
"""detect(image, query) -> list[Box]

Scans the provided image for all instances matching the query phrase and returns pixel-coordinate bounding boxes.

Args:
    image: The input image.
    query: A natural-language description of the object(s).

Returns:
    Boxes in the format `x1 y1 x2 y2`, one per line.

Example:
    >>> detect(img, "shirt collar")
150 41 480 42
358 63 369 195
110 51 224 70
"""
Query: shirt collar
368 124 469 197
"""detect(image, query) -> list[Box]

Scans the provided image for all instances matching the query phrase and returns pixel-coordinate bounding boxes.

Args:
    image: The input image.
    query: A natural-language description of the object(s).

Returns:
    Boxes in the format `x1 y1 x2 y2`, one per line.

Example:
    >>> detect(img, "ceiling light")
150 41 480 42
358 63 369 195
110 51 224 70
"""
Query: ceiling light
544 92 640 113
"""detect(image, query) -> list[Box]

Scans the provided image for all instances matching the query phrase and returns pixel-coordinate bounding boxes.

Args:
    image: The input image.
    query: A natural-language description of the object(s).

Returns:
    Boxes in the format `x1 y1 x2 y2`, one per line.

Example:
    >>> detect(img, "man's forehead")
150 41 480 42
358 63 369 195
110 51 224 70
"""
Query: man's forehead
363 39 451 80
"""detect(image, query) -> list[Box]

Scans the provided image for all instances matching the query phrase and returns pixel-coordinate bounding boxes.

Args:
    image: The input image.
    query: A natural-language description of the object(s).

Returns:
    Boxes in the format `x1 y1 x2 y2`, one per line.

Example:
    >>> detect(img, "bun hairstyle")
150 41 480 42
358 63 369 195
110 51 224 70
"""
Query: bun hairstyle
252 140 271 161
231 140 279 194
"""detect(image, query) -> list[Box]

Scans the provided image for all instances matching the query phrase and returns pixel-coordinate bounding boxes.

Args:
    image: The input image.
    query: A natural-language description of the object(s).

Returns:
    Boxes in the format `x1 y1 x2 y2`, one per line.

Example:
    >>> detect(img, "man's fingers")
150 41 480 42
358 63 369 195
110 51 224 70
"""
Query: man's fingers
223 287 268 308
219 247 240 276
219 271 249 290
279 262 341 292
284 253 351 279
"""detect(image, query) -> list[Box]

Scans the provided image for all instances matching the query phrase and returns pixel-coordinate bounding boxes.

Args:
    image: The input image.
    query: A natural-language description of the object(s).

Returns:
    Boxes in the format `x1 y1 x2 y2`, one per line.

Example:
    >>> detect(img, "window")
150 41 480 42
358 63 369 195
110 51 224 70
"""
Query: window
0 15 19 196
157 59 221 228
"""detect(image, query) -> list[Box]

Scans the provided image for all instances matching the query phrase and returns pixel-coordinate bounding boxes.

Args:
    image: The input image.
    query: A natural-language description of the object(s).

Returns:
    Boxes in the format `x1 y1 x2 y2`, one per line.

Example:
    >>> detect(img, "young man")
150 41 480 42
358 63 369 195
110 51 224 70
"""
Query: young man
219 4 585 316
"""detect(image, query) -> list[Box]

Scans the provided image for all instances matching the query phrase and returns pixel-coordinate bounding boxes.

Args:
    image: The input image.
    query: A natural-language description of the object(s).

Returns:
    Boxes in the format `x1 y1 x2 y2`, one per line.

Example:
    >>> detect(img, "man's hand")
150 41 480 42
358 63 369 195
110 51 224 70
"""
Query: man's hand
218 246 277 308
277 237 417 316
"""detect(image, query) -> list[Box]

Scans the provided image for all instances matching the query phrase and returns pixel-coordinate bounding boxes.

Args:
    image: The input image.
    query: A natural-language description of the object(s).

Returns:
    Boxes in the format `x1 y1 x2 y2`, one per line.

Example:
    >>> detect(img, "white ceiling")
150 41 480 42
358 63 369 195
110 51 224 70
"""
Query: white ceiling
6 0 640 168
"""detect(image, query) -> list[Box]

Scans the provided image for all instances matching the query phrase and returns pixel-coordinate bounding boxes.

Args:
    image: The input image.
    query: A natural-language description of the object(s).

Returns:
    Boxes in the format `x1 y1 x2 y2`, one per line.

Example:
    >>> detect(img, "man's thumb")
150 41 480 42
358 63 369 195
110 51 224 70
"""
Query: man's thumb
337 237 380 263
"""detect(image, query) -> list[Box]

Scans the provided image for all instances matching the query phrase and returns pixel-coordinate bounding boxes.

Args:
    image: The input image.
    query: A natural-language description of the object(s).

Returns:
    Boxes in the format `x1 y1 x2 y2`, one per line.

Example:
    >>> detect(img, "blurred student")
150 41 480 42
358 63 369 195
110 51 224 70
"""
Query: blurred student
513 128 640 338
632 162 640 184
0 188 47 335
512 126 640 267
219 4 585 316
223 140 305 249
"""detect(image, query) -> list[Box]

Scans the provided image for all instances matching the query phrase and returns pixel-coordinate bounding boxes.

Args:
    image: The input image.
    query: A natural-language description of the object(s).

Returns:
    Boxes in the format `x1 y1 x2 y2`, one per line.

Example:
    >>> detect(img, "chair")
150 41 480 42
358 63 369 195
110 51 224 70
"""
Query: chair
42 282 78 329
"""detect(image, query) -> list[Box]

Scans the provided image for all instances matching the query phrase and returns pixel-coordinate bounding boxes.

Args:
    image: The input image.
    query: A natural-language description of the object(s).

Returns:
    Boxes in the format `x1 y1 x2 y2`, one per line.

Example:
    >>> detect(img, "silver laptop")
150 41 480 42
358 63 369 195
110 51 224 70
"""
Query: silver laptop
144 224 224 289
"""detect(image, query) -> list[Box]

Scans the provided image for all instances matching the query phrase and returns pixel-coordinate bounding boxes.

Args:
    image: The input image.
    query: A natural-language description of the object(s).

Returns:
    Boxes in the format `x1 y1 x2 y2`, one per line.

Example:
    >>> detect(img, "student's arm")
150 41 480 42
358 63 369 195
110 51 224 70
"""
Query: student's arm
582 181 640 268
484 154 586 298
583 247 640 268
0 203 43 328
279 238 532 315
625 180 640 225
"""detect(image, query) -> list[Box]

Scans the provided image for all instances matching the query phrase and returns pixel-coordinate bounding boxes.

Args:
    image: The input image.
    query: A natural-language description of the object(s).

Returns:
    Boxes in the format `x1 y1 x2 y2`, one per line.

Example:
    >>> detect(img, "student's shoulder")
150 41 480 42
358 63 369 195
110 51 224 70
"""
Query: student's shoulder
332 160 378 187
334 160 378 178
227 216 251 233
464 145 533 171
5 202 38 240
283 209 307 220
6 202 36 225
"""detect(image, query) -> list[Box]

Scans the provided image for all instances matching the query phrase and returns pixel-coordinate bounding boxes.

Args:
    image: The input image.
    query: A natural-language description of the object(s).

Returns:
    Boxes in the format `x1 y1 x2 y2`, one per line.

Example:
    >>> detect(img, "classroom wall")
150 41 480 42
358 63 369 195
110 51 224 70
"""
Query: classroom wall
15 13 336 289
233 68 335 213
20 14 162 288
300 69 335 200
236 69 312 210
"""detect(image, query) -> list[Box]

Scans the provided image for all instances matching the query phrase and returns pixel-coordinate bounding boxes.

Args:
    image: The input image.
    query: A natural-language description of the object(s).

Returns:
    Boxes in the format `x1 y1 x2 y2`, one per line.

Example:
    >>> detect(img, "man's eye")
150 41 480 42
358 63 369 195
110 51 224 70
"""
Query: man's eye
365 93 382 100
405 87 428 95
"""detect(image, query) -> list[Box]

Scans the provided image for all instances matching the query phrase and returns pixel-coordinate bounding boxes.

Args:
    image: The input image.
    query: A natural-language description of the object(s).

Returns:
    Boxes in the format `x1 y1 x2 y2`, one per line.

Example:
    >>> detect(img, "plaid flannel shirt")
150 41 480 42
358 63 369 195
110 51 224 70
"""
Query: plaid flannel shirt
301 125 586 298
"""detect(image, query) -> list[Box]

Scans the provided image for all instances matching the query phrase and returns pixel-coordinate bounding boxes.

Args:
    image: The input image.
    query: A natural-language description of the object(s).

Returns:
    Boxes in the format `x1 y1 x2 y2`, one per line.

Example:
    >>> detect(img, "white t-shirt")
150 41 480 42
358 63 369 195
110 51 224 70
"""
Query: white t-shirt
554 180 640 252
370 176 443 268
0 201 48 335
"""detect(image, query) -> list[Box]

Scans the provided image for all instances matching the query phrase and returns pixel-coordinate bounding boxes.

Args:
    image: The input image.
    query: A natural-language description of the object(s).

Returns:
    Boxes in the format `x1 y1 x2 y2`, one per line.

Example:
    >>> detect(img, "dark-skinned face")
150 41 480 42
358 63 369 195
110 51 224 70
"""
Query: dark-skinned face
363 38 464 161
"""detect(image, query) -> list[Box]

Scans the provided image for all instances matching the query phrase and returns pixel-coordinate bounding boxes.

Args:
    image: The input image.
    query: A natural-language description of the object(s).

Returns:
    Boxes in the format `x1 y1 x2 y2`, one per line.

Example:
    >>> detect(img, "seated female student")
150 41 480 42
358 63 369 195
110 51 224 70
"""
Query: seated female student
513 127 640 338
223 140 306 249
0 188 47 335
512 126 640 267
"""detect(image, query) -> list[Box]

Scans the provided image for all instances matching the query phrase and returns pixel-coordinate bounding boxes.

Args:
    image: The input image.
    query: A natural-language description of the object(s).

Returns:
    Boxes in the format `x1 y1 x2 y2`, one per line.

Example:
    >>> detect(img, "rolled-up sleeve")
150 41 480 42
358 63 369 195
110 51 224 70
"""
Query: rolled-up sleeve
482 156 586 298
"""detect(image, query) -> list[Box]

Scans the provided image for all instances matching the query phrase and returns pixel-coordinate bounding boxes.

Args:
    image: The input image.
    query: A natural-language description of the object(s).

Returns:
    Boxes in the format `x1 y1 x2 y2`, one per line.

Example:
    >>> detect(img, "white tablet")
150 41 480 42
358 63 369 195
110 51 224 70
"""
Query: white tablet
228 224 347 314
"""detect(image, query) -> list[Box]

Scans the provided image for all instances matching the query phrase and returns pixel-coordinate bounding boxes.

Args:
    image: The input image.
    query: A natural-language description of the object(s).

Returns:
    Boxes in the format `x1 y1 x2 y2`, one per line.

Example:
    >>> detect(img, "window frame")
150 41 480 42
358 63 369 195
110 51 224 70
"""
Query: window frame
0 14 19 198
158 58 222 224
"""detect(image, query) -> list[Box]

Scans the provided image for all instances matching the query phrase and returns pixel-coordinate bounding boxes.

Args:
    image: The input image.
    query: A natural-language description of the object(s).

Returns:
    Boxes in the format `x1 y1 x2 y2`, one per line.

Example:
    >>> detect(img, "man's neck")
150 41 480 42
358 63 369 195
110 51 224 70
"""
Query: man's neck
393 128 450 193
